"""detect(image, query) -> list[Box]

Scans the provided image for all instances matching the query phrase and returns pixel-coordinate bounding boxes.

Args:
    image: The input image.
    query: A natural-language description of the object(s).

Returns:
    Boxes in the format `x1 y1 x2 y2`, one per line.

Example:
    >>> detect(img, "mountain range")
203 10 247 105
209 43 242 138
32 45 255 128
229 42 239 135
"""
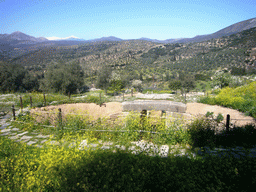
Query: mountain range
1 17 256 45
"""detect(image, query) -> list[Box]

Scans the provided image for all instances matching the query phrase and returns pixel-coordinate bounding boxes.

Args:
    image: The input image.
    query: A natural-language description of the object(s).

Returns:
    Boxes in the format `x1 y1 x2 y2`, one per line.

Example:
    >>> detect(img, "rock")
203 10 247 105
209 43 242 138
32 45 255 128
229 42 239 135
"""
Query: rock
122 100 186 113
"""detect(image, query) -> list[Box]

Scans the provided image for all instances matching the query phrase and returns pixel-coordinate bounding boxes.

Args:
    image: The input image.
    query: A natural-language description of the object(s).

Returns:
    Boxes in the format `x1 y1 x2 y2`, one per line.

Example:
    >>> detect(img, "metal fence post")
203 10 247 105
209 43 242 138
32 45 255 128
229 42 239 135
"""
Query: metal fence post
43 93 46 106
226 114 230 132
20 96 23 112
58 108 62 130
30 96 33 108
12 105 16 120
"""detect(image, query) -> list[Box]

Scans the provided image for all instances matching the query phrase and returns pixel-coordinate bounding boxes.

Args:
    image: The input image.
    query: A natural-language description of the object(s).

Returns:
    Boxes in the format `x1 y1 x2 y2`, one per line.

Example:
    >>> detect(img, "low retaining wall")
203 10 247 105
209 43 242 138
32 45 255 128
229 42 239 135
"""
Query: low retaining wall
122 100 186 113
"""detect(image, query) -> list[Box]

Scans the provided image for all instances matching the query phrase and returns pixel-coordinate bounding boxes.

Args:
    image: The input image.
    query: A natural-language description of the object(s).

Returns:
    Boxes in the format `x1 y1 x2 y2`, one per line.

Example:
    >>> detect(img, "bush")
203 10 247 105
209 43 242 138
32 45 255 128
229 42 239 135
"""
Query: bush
199 82 256 118
187 117 216 148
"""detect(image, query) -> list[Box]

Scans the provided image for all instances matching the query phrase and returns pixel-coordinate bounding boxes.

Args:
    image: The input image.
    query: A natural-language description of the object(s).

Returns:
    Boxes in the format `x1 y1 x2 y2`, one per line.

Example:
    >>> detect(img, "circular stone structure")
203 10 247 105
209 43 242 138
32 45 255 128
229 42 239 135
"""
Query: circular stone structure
122 100 187 113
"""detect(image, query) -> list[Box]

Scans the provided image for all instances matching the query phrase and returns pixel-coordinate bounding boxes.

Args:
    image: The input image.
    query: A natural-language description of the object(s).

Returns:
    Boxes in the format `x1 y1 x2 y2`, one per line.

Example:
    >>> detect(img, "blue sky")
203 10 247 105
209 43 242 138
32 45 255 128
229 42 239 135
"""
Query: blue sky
1 0 255 40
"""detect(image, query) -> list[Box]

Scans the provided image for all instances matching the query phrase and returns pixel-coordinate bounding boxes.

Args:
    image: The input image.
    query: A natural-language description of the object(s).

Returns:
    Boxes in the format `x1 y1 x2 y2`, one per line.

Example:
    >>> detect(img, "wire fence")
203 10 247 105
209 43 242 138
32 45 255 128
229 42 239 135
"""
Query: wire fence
10 104 256 137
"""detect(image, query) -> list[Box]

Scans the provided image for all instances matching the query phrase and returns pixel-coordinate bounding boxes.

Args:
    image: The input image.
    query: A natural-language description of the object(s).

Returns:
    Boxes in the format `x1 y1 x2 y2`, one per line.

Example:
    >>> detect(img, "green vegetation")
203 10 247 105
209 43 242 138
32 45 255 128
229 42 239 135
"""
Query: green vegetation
40 61 85 94
1 108 256 191
200 81 256 118
1 135 256 191
1 26 256 191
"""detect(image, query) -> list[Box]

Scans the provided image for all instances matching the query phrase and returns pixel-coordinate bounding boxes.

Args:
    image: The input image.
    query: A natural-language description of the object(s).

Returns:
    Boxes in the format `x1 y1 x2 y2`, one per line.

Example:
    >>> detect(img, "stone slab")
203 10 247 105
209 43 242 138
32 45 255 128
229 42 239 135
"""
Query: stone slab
20 136 32 140
36 134 50 138
101 146 111 150
78 140 88 150
9 135 19 140
16 131 28 137
48 141 59 145
1 128 11 133
90 144 98 148
12 128 20 131
27 141 37 145
159 145 169 158
41 139 48 144
122 100 186 113
115 145 126 150
103 142 113 145
1 132 11 136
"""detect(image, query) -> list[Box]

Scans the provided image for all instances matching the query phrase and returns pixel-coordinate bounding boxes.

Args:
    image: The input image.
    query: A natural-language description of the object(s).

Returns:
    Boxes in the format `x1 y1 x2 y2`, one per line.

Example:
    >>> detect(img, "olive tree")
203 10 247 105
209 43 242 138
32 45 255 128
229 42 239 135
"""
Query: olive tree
40 61 84 94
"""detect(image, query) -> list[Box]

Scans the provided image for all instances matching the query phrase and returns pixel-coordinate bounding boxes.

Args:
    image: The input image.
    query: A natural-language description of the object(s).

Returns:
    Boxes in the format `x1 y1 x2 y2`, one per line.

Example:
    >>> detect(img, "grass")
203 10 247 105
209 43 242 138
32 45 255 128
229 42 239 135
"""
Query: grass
1 132 256 191
0 92 111 113
1 92 256 191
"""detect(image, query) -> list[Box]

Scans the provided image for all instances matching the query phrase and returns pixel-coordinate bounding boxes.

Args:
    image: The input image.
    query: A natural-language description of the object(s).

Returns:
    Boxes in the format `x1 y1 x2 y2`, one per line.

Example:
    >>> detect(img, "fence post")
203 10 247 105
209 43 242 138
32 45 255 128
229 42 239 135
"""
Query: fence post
58 108 62 130
12 105 16 120
123 93 124 101
131 88 133 97
43 93 46 106
68 92 71 100
20 96 23 112
30 96 33 108
99 92 102 103
226 114 230 132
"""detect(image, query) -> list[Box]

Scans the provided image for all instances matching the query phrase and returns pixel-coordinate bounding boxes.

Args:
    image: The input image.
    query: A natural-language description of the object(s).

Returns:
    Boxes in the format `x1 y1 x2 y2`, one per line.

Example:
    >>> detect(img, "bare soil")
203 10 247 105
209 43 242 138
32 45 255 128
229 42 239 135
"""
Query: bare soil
31 102 255 126
186 103 255 127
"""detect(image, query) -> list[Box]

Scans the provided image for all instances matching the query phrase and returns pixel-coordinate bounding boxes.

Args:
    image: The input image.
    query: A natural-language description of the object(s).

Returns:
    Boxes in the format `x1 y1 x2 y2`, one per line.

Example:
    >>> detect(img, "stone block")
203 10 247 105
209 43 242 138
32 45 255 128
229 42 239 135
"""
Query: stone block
20 136 32 140
122 100 186 113
16 131 28 137
27 141 37 145
159 145 169 158
1 128 11 133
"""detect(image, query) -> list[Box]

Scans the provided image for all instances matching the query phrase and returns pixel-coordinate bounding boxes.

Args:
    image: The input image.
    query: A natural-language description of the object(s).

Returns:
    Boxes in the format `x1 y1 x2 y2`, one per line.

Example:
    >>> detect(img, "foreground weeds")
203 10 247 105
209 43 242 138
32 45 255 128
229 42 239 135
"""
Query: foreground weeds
1 136 256 191
2 108 256 191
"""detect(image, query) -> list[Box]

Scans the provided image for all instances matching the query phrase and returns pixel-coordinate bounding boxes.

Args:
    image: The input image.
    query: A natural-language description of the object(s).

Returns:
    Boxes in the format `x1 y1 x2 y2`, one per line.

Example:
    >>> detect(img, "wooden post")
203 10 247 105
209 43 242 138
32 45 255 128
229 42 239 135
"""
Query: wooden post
226 114 230 132
123 93 124 101
43 93 46 106
99 92 102 103
68 92 71 100
161 110 166 118
20 96 23 112
58 108 62 130
131 88 133 97
140 110 147 123
30 96 33 108
12 105 16 120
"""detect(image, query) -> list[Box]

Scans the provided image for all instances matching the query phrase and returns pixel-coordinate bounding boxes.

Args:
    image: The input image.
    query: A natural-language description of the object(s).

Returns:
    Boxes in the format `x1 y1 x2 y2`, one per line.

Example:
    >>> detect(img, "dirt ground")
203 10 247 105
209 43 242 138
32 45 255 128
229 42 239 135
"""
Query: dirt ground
186 103 255 127
31 102 255 126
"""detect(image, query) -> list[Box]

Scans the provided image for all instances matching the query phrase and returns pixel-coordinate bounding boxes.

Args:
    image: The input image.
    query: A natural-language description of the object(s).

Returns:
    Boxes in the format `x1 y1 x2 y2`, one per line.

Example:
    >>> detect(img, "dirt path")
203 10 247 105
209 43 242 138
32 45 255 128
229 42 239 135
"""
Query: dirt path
186 103 255 126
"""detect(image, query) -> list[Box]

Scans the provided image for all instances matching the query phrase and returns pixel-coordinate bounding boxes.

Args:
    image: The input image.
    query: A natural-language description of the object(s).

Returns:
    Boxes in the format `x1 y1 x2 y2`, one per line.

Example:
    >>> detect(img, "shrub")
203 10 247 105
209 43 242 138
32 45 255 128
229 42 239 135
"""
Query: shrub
199 82 256 118
187 117 216 148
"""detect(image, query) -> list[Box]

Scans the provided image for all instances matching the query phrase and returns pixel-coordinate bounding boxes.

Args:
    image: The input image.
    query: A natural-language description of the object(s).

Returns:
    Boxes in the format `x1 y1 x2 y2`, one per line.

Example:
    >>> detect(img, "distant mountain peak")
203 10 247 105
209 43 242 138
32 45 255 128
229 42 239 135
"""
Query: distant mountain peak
0 31 48 42
46 35 83 41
